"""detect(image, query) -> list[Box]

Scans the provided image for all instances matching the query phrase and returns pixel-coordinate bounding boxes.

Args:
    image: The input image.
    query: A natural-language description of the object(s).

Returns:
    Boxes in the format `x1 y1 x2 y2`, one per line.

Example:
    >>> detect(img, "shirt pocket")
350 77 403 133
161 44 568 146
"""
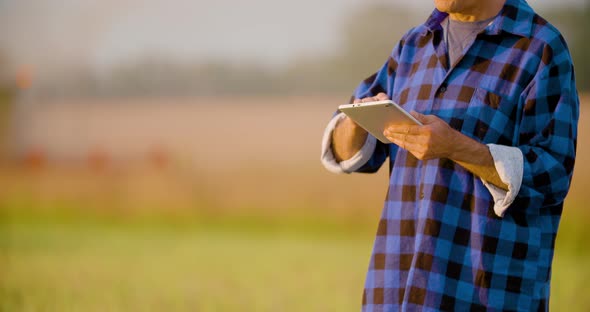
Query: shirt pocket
461 88 518 145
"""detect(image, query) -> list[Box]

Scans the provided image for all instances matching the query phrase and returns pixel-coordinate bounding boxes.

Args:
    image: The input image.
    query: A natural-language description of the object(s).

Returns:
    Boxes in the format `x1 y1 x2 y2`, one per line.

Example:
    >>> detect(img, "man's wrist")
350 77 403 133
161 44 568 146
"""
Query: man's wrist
339 116 366 134
447 130 491 165
332 116 369 162
446 129 509 190
447 128 470 161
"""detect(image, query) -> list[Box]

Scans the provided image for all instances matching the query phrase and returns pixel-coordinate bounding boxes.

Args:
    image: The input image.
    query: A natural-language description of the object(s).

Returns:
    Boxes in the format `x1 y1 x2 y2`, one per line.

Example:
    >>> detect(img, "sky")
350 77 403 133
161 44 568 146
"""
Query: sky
0 0 586 73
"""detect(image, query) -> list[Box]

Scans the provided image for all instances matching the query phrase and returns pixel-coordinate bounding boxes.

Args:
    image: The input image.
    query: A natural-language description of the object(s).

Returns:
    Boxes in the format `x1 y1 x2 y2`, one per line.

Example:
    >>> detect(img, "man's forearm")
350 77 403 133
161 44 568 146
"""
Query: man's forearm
449 132 509 191
331 116 369 162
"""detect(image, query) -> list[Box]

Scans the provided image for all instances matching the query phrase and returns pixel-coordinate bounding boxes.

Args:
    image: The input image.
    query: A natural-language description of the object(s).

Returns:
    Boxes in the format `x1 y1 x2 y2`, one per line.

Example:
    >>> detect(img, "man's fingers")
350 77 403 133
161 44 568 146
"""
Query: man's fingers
385 125 410 134
384 133 404 148
360 97 376 103
411 111 440 124
374 93 389 101
384 131 425 144
386 124 422 135
385 134 422 152
385 132 408 142
410 111 423 120
359 93 389 103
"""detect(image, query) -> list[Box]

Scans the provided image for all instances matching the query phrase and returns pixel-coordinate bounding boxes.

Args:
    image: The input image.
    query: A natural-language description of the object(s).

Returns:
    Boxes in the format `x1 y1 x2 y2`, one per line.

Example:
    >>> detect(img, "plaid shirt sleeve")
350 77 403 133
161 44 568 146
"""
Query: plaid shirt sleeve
344 36 412 173
483 144 524 217
512 36 579 213
320 112 378 174
319 57 393 174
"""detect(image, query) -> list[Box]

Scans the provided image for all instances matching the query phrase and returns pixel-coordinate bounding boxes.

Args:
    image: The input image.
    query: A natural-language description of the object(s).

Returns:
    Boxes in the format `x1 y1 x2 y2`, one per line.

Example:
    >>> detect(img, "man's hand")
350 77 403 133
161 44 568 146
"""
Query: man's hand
354 92 389 104
383 111 457 160
332 93 389 162
383 111 509 190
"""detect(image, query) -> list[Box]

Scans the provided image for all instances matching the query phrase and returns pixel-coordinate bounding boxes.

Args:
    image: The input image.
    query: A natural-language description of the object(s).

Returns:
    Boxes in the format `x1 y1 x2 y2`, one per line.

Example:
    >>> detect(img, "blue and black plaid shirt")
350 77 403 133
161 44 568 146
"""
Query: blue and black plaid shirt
351 0 579 310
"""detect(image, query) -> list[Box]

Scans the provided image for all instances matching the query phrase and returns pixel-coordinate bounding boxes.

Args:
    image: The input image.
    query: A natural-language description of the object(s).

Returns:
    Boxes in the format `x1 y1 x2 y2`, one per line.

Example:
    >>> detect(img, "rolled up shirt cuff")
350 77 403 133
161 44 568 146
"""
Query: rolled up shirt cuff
481 144 524 217
320 112 376 174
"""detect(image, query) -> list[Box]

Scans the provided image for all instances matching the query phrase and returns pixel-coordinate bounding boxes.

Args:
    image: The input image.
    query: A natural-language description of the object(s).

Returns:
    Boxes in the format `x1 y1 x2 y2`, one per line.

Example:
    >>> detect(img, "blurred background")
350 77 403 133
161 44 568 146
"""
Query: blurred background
0 0 588 310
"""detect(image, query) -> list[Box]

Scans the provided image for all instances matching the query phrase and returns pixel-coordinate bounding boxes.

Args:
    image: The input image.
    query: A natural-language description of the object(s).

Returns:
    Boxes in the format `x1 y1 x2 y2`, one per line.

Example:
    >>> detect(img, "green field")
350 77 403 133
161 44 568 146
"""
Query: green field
1 214 374 312
1 207 589 312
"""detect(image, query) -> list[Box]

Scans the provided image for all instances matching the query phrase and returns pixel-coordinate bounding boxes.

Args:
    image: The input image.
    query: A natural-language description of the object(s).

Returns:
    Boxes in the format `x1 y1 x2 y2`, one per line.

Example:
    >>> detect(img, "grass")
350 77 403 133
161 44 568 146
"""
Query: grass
0 216 374 312
1 205 589 312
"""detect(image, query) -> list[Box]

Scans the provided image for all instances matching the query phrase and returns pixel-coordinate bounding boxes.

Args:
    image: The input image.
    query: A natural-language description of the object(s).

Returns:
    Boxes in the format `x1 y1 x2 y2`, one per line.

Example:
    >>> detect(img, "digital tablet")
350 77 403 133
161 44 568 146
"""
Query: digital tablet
338 100 422 144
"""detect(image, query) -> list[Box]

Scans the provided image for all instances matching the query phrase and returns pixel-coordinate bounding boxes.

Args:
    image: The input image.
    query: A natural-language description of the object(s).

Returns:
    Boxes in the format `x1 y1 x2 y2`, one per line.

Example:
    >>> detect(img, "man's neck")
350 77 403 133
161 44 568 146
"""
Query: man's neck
449 0 506 22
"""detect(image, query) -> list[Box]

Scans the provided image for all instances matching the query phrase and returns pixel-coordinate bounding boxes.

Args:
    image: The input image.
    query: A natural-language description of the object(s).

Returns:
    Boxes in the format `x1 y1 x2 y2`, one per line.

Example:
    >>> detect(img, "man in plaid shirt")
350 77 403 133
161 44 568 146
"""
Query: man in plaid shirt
321 0 579 310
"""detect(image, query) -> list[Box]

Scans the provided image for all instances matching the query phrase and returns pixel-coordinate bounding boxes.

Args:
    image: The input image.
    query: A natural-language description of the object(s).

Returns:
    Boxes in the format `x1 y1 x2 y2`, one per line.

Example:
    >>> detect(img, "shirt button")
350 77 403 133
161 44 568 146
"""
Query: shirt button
439 85 447 93
419 191 425 199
